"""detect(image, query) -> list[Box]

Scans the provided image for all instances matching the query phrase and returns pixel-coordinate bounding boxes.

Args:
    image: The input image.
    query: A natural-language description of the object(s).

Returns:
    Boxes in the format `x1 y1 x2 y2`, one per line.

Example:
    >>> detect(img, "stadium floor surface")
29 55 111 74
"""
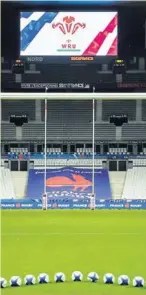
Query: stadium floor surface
1 210 146 295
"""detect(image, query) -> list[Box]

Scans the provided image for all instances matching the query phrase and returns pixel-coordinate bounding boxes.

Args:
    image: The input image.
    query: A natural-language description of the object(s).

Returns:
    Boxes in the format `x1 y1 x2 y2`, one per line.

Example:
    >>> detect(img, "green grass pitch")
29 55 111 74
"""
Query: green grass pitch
1 210 146 295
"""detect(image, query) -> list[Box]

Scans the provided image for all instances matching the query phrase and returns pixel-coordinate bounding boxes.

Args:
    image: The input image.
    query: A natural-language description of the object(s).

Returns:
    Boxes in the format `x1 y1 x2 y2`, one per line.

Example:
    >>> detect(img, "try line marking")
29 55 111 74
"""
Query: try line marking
1 232 144 236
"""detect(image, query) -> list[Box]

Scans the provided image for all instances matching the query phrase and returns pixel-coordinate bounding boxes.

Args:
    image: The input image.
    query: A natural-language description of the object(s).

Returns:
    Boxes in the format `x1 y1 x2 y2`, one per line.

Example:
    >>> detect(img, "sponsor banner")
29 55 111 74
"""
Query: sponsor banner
5 154 146 160
21 83 90 89
0 199 146 209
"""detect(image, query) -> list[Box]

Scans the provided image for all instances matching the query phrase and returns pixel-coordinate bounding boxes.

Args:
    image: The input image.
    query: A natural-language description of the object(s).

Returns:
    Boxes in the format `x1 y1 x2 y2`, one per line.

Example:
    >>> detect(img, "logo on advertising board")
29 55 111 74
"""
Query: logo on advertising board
21 83 90 89
125 203 130 209
21 203 33 208
16 203 21 208
1 204 15 208
110 204 124 208
71 56 94 61
52 16 86 53
96 204 106 208
57 204 70 208
73 204 87 208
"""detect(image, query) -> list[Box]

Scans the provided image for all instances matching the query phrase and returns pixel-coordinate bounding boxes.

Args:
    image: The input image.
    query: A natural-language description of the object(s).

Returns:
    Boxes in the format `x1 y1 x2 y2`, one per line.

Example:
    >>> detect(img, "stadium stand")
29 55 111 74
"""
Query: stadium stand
0 167 16 199
1 98 146 201
22 122 116 140
102 100 136 121
11 172 28 198
1 123 16 140
2 100 35 120
109 172 126 199
41 100 92 121
122 123 146 140
2 99 146 142
142 100 146 121
122 167 146 199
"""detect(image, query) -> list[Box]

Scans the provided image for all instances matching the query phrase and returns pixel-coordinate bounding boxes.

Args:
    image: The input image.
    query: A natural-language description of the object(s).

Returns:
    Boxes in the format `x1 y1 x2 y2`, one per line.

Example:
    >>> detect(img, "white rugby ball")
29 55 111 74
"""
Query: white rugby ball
87 272 99 282
103 273 115 284
24 274 36 285
0 277 7 288
72 271 83 282
118 275 130 285
38 273 49 284
10 276 21 287
54 272 66 283
133 276 144 287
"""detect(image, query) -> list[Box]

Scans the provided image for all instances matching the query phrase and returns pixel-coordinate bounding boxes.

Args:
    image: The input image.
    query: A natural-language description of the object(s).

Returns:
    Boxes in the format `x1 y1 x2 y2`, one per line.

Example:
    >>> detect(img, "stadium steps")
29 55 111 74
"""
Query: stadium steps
11 172 28 198
122 167 146 199
109 172 126 199
0 167 16 199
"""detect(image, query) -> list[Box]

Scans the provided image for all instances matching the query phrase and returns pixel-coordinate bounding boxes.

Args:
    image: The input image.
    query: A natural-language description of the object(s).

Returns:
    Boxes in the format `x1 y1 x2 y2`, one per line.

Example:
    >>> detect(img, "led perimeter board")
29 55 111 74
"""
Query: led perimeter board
20 11 118 62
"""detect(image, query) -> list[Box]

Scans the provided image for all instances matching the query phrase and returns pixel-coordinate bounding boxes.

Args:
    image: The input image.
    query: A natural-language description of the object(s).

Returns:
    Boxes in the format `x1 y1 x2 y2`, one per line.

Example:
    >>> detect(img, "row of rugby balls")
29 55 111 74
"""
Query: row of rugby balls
0 272 145 288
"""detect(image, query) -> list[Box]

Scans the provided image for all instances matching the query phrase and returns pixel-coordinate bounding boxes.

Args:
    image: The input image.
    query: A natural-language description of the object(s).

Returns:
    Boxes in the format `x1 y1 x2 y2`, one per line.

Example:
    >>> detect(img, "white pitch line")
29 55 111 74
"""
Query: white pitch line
1 232 145 236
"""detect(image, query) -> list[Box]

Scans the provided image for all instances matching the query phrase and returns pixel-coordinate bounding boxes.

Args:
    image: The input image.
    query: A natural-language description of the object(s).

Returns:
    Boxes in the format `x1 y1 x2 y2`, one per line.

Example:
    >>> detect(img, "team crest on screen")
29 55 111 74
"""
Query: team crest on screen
20 12 118 56
52 16 86 35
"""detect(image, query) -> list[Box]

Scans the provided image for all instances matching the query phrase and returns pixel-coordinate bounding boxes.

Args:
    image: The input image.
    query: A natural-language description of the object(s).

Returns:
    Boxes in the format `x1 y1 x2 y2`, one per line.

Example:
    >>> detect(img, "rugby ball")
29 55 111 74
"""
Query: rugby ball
87 272 99 282
118 275 130 285
133 276 144 287
0 277 7 288
72 271 83 282
54 272 66 283
103 273 115 284
24 274 36 285
38 273 49 284
10 276 21 287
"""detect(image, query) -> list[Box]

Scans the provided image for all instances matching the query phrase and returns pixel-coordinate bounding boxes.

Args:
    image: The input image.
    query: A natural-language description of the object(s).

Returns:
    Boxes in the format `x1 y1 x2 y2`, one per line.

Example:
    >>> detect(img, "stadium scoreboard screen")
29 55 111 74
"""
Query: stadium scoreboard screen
20 11 118 63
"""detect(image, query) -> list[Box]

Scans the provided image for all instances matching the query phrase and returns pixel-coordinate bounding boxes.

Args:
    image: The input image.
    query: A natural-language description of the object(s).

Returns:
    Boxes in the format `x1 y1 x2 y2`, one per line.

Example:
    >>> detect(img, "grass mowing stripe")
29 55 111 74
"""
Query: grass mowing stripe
1 232 145 236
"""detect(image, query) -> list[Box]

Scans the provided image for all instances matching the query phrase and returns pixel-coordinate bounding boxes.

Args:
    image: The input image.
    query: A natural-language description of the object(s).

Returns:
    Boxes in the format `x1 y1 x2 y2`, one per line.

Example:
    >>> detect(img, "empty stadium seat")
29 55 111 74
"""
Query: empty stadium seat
10 148 28 154
33 158 103 167
109 147 127 154
132 159 146 166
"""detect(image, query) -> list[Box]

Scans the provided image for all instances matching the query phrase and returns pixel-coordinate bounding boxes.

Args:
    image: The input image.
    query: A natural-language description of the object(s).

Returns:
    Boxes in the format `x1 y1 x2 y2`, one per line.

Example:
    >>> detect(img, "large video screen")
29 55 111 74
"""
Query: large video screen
20 12 118 56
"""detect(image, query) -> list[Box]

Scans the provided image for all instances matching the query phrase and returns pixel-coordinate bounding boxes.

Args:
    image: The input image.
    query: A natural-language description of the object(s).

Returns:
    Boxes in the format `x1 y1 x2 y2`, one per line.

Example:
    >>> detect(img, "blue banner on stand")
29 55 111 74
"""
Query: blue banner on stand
1 199 146 209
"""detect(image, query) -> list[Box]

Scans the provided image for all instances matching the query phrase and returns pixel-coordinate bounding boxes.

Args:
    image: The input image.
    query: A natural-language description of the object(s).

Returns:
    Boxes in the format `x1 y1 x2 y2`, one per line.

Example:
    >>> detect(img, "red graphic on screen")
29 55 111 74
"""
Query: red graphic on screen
52 16 86 35
107 37 117 56
83 14 117 56
46 174 92 191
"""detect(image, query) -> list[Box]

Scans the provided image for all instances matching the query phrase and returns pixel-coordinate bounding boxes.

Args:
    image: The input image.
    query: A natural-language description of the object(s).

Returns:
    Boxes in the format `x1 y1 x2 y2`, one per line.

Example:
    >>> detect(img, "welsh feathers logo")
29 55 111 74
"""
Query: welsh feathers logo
52 16 86 35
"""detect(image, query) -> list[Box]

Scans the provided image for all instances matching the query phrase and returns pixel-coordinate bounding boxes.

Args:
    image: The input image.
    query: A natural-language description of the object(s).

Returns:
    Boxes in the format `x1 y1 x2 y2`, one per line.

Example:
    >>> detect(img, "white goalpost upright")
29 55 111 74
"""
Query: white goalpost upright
42 95 48 210
90 89 96 210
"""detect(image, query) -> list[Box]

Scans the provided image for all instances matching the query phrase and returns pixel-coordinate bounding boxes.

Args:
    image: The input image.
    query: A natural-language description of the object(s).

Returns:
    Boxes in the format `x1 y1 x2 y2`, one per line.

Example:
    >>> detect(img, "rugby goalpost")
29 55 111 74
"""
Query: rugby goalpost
25 92 146 210
91 91 96 210
42 91 96 210
2 92 145 210
42 91 48 210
